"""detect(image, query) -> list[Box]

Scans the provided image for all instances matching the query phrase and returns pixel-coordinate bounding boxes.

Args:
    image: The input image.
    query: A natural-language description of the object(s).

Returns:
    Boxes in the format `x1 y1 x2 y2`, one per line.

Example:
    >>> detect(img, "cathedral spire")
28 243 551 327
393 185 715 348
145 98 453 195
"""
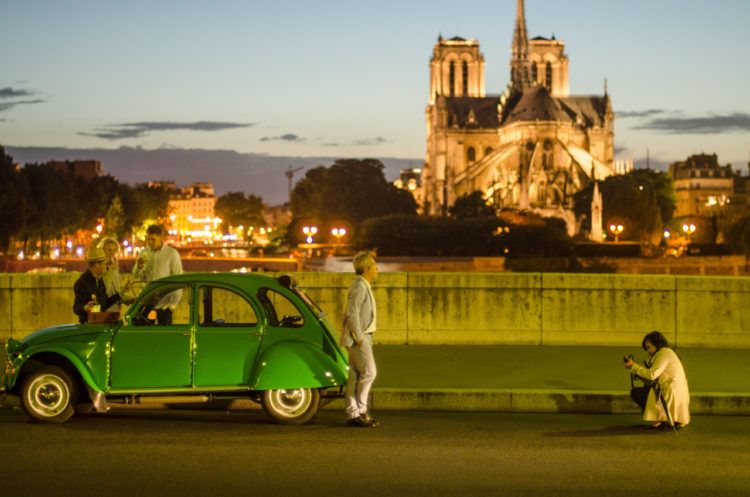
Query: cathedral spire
510 0 532 92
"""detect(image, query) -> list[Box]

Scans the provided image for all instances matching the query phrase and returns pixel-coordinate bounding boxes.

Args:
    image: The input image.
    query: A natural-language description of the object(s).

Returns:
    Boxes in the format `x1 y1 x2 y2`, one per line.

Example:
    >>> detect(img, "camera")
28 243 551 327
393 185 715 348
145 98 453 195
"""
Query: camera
623 354 634 363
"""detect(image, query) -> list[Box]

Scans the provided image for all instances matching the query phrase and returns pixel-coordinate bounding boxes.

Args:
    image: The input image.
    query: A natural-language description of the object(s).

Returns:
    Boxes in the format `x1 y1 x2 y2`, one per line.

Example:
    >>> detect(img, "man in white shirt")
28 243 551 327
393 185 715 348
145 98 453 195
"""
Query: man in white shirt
132 224 183 325
339 251 379 427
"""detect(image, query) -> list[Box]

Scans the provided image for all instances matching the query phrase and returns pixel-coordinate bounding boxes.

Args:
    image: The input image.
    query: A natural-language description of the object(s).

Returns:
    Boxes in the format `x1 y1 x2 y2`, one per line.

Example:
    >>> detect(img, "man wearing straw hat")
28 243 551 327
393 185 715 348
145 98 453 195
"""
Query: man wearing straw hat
73 246 122 323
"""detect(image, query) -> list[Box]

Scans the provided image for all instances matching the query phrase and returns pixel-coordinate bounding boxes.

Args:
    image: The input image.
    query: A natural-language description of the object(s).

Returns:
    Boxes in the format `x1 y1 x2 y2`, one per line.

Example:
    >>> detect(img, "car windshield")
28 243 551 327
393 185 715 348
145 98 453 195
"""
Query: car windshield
292 287 325 319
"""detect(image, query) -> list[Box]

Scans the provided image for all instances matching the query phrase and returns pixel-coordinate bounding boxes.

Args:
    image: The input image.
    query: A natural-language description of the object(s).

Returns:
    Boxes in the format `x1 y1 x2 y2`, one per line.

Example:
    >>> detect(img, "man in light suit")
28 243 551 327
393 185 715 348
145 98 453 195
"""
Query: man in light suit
340 251 379 427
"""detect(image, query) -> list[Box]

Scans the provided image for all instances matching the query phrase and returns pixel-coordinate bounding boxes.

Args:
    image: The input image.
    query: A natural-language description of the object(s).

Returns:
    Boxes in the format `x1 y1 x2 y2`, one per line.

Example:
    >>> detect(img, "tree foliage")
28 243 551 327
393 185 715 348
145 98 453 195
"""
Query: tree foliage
0 147 29 253
573 169 676 242
356 214 573 257
290 159 417 228
723 213 750 256
450 191 495 220
0 146 171 257
214 191 266 230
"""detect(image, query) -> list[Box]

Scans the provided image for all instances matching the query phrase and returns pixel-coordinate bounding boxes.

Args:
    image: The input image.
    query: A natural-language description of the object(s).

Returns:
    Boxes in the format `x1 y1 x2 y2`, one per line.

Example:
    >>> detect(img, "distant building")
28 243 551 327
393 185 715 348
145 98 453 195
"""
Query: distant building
421 0 616 234
166 182 217 238
669 154 734 218
48 160 103 181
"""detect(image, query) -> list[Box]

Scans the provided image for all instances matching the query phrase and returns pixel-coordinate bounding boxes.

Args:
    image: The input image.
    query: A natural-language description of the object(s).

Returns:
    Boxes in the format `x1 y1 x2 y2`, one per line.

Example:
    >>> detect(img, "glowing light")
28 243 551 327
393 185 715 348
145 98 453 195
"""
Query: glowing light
76 247 84 257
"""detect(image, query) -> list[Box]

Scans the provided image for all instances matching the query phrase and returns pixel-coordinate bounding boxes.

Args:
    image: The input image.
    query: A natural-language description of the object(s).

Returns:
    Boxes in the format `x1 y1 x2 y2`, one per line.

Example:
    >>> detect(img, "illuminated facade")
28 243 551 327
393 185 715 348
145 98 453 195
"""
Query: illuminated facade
167 183 219 240
422 0 616 233
669 154 734 218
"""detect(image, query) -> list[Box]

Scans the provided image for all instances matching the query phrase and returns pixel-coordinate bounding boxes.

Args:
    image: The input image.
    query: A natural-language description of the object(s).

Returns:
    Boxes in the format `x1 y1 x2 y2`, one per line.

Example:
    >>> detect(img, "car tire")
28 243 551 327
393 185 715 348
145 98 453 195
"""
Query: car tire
20 365 78 423
261 388 320 425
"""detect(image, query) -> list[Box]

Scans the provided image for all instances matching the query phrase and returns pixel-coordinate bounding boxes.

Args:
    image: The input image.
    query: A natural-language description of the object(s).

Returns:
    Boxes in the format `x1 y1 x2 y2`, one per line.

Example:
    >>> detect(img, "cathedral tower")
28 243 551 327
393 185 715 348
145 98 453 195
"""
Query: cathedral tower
510 0 533 91
429 36 486 104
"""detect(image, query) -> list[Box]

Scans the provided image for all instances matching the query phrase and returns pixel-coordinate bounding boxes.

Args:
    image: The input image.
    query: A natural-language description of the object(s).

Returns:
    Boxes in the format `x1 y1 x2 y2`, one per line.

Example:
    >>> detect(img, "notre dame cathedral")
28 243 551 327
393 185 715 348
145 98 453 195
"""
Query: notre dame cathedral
421 0 628 233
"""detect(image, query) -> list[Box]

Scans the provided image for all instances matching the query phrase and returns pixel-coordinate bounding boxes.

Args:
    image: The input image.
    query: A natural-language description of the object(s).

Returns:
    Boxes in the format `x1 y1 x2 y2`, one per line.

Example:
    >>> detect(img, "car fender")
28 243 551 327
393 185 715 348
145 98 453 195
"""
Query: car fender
251 341 348 391
8 345 106 394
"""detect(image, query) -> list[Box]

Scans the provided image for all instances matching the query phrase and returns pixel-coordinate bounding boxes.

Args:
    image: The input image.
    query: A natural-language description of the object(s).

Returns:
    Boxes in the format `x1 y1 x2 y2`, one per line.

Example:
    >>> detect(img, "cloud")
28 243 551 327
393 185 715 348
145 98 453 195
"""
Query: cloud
323 136 389 147
0 98 45 112
633 112 750 134
0 86 36 99
260 133 304 143
616 109 666 119
80 121 255 140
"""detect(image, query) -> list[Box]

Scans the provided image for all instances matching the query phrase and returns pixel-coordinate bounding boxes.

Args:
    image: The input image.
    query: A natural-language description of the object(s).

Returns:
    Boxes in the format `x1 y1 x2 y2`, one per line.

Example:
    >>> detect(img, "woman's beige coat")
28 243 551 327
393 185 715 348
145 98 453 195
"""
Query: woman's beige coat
631 347 690 425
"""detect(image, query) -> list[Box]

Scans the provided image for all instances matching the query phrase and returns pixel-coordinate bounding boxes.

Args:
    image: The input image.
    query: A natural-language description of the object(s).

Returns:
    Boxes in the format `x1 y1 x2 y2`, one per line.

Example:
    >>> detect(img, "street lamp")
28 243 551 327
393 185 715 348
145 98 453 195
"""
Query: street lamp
331 227 347 244
609 223 624 243
302 225 318 244
682 223 696 244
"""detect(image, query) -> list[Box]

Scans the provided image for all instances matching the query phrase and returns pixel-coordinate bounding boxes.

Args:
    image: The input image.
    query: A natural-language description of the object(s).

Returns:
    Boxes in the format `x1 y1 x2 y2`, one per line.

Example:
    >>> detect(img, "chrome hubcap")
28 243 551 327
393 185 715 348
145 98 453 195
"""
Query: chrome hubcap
267 389 311 418
27 374 70 417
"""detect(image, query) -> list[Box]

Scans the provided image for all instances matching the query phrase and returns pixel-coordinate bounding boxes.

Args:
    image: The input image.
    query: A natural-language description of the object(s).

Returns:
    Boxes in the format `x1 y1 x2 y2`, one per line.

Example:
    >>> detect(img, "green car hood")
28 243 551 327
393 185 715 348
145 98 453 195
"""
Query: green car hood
16 323 116 349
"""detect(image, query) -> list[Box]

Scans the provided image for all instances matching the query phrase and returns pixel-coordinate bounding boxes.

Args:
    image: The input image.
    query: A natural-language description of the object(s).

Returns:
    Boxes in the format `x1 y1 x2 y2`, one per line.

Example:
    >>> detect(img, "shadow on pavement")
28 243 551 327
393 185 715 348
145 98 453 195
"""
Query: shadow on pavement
542 424 667 438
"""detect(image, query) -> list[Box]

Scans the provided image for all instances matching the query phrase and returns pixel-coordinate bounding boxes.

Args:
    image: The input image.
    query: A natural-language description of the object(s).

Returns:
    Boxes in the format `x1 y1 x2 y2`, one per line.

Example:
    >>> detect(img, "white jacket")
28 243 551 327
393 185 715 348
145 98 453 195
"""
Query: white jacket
631 347 691 425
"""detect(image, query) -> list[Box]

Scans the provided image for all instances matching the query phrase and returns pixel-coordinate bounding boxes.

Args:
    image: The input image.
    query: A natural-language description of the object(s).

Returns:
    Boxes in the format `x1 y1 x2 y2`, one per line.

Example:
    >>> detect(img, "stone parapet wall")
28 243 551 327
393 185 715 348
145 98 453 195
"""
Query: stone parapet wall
1 272 749 348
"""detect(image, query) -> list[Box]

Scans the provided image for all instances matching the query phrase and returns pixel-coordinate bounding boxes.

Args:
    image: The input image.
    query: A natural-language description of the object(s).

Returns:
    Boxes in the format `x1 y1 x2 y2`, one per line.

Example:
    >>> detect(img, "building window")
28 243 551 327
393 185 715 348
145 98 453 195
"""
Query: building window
485 147 493 156
545 62 552 90
449 61 455 96
531 64 538 82
467 147 476 163
462 61 469 96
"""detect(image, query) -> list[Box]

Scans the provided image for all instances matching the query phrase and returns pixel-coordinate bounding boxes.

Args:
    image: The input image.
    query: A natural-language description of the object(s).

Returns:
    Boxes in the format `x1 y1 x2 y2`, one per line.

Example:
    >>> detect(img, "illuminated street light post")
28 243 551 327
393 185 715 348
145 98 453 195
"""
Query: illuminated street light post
330 227 347 244
609 223 624 243
302 225 318 245
682 223 696 244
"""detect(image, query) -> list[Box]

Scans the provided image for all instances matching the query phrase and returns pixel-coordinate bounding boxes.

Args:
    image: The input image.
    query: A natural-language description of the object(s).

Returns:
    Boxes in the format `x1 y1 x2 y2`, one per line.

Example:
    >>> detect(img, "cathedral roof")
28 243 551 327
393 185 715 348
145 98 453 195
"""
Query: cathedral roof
504 86 569 123
502 86 610 128
443 96 500 129
559 96 611 127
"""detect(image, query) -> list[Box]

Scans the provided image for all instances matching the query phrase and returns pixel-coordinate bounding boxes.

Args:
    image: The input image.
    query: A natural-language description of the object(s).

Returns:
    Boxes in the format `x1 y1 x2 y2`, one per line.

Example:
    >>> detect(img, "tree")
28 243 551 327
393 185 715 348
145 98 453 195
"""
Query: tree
573 170 675 243
105 194 125 238
0 146 28 254
214 192 266 231
450 191 495 219
290 158 417 228
18 164 81 255
724 213 750 257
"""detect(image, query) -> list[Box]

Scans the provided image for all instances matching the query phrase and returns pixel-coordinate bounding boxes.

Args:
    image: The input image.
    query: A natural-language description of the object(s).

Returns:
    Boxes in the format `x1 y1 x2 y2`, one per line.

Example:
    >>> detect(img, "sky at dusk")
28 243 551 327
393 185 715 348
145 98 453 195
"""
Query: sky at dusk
2 0 750 173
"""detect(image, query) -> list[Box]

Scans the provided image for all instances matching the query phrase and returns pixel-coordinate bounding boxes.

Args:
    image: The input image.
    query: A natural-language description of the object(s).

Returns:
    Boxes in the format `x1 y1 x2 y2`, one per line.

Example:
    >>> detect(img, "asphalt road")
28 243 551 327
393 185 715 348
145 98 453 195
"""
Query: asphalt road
1 408 749 497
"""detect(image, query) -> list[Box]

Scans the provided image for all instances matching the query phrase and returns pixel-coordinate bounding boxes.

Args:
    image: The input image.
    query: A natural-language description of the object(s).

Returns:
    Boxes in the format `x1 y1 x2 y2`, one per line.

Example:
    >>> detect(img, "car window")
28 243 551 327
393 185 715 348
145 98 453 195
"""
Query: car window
132 284 191 326
257 287 305 328
199 286 258 327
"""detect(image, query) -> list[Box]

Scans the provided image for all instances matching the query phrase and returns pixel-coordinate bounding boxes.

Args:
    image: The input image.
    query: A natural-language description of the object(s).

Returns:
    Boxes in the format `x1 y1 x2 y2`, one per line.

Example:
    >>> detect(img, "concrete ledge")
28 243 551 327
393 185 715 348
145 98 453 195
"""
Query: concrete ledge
5 389 750 416
371 388 750 416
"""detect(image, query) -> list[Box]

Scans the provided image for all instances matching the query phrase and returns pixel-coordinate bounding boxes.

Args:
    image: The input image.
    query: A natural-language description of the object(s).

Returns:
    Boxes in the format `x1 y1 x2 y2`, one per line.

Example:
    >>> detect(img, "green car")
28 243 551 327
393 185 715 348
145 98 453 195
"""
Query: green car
2 273 348 424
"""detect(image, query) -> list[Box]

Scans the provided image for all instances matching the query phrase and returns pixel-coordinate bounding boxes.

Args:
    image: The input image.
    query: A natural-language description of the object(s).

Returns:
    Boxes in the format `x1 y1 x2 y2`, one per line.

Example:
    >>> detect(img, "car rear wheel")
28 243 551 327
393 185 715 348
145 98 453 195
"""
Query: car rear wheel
20 365 78 423
261 388 320 424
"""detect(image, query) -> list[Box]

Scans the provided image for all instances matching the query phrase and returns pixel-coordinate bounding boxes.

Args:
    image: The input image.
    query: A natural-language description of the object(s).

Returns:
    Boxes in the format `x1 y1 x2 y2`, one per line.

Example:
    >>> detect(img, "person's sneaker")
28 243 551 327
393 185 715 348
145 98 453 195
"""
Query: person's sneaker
346 413 378 427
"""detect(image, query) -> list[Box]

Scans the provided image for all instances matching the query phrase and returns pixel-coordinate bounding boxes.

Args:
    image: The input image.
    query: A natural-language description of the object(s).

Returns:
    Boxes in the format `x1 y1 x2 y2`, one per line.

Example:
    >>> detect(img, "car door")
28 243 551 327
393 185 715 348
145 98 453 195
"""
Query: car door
109 283 194 390
192 285 264 387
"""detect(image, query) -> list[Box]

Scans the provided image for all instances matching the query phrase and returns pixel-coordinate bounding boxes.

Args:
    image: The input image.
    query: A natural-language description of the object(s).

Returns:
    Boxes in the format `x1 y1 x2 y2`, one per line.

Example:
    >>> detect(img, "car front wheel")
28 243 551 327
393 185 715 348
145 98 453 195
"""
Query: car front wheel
20 365 78 423
261 388 320 424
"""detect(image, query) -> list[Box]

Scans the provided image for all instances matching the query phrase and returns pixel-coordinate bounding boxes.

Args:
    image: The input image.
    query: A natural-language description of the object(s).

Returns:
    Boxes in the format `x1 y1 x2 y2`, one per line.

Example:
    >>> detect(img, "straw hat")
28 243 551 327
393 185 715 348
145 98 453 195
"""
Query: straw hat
85 246 107 263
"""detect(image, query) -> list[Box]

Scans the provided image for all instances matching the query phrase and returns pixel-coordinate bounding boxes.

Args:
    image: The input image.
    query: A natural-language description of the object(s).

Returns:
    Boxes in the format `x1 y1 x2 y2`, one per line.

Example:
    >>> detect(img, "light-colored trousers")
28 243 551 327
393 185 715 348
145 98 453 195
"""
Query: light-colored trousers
345 334 377 418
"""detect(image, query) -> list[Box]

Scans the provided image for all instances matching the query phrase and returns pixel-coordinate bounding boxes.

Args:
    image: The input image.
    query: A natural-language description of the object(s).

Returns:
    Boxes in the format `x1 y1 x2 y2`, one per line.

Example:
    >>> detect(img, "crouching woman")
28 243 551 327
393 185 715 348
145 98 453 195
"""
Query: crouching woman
624 331 690 429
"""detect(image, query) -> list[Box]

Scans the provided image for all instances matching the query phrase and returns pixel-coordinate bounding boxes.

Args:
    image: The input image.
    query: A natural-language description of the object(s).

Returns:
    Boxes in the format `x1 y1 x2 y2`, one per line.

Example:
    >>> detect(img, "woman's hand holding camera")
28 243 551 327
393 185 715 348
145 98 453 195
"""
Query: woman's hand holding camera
623 354 635 369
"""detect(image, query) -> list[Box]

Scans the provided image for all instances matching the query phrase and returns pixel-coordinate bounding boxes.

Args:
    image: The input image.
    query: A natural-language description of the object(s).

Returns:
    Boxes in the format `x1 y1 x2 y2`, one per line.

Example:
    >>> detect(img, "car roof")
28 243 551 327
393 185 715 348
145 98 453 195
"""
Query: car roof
152 272 287 290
